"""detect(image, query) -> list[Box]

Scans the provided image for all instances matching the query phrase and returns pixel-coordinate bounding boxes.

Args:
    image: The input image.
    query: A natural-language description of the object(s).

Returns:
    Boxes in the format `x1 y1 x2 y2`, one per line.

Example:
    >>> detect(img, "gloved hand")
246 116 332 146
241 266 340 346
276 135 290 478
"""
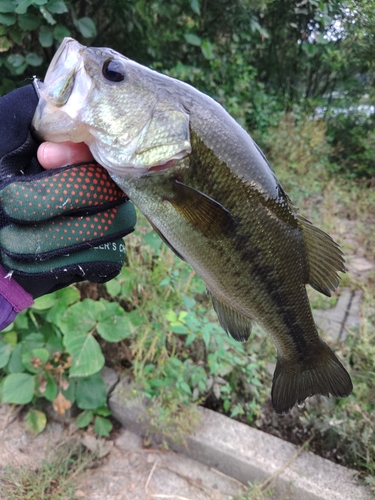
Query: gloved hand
0 84 136 330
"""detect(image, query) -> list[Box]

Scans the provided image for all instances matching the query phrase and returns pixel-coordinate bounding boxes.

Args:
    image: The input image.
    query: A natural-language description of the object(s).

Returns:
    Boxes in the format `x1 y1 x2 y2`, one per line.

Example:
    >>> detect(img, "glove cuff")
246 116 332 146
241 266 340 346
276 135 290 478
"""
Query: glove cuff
0 264 34 313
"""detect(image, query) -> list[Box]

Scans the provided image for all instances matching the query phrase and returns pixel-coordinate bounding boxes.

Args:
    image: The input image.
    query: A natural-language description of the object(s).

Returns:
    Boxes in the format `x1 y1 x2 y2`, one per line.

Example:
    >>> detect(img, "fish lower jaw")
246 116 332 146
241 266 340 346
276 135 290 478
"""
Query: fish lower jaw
104 157 188 179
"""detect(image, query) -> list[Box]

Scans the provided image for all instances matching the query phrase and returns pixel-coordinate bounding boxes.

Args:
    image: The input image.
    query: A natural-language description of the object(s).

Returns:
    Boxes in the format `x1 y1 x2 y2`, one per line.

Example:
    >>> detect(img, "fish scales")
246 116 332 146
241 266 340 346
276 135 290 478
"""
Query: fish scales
32 37 353 413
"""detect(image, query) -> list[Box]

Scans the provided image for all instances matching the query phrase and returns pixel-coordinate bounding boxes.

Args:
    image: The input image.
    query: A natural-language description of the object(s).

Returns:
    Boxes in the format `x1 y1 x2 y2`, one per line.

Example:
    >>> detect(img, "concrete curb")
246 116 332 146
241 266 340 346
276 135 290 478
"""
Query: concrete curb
108 376 372 500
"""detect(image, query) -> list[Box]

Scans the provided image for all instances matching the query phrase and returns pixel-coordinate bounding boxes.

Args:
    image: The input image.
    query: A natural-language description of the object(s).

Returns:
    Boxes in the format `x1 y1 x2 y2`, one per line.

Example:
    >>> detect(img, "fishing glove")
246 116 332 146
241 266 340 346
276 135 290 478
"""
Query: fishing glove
0 84 136 330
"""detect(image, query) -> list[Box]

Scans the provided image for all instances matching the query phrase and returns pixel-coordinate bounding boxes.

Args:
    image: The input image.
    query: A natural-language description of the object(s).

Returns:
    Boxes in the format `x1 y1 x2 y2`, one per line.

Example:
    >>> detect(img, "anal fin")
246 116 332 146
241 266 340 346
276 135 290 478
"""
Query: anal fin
208 290 252 342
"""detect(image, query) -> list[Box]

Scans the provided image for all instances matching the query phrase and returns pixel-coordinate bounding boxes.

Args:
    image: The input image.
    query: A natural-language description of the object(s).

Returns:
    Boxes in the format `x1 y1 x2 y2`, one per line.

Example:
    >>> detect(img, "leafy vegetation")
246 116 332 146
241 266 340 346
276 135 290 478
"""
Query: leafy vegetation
0 0 375 491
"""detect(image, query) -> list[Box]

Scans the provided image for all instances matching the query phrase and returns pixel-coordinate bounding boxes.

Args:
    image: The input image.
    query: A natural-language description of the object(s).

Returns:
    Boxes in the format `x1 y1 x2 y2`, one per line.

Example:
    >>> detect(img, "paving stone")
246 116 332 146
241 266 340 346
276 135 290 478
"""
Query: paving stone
346 256 374 275
314 288 362 341
101 365 120 394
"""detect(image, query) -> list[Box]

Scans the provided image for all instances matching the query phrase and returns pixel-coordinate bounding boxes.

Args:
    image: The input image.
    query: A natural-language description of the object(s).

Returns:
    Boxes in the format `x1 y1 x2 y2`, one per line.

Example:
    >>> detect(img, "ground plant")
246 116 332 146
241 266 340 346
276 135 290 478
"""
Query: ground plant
0 440 97 499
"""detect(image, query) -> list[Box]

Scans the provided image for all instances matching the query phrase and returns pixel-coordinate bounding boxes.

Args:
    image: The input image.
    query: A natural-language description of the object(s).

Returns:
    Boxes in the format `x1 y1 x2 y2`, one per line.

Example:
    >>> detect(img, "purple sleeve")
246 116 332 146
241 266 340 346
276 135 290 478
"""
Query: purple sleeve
0 296 17 331
0 265 34 331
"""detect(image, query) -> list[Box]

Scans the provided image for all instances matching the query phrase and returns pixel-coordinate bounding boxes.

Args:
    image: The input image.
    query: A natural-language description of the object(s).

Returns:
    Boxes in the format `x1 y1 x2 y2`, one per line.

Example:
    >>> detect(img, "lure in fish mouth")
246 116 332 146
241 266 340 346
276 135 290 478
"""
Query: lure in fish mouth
33 38 353 414
32 37 191 177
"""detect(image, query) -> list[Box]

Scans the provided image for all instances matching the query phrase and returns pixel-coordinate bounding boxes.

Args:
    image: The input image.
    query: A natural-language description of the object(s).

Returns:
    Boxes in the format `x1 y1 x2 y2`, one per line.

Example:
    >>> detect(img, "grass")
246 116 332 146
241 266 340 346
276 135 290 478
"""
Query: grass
0 441 97 500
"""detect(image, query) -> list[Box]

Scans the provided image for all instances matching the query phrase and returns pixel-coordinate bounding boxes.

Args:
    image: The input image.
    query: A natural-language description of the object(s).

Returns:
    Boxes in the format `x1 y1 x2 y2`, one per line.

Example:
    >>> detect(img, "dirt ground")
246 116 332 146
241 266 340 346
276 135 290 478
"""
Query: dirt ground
0 404 245 500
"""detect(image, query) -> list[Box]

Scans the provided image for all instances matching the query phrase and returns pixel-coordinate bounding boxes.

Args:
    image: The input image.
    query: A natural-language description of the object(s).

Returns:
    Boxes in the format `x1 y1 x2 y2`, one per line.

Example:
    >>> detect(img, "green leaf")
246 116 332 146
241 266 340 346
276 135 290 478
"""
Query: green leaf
97 302 133 342
62 376 76 404
45 333 63 354
46 0 67 14
7 53 24 67
0 13 16 26
76 17 96 38
2 373 35 404
105 279 121 297
184 33 201 46
178 381 192 395
10 41 28 60
15 0 32 14
75 374 107 409
64 332 104 377
2 330 17 346
94 416 113 437
32 293 57 311
14 311 28 330
25 409 47 435
223 399 230 412
52 23 69 40
39 5 55 24
0 339 12 368
26 52 43 66
21 333 44 353
76 409 94 428
0 1 16 13
201 39 214 60
165 310 178 323
189 0 200 15
46 286 79 324
184 333 196 346
21 347 49 373
7 343 23 372
95 406 111 417
127 310 145 327
59 299 105 336
18 13 41 30
42 372 58 401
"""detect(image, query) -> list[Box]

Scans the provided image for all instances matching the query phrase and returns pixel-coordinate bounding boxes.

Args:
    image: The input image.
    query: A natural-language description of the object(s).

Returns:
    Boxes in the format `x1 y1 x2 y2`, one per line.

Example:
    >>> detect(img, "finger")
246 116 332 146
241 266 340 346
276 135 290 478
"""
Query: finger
38 141 94 169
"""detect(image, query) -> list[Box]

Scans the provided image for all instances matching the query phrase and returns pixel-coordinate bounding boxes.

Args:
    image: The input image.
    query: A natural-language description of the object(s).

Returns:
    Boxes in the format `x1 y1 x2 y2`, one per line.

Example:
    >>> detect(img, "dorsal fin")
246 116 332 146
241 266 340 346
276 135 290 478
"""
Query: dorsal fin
298 215 345 296
208 291 252 342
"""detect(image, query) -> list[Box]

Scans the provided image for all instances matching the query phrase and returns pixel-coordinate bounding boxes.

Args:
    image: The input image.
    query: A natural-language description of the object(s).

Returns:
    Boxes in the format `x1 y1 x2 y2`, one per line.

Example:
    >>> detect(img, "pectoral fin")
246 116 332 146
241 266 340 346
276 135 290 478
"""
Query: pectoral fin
165 180 236 239
209 291 252 342
298 215 345 296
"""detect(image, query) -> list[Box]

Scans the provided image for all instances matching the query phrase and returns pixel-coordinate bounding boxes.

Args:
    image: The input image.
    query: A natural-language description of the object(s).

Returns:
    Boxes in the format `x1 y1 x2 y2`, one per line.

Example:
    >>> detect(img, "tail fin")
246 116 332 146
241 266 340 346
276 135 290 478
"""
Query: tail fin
271 341 353 414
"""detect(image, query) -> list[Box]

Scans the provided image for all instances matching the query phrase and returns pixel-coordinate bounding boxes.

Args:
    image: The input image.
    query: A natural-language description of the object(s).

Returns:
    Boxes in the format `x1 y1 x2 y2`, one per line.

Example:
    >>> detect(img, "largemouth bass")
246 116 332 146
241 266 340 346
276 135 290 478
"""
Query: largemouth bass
32 38 352 413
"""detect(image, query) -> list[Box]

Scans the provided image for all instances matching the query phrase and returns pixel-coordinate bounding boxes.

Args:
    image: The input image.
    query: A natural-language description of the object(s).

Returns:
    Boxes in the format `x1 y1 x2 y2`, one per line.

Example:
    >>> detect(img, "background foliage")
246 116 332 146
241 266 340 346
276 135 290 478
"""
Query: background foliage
0 0 375 176
0 0 375 489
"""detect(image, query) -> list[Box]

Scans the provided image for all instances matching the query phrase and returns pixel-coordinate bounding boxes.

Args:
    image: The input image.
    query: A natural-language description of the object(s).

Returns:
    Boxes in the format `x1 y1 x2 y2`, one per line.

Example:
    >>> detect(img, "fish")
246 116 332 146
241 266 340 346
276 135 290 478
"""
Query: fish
32 37 353 414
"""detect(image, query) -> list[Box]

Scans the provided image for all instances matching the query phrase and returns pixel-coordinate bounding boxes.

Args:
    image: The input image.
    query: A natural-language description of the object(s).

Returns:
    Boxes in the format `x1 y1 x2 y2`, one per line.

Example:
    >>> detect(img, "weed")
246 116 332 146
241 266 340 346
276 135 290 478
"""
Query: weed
0 441 96 500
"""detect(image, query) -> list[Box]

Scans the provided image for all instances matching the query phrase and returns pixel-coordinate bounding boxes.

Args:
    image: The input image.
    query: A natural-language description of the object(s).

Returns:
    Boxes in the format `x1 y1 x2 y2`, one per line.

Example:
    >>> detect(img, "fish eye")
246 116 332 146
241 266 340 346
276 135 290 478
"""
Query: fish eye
102 59 126 83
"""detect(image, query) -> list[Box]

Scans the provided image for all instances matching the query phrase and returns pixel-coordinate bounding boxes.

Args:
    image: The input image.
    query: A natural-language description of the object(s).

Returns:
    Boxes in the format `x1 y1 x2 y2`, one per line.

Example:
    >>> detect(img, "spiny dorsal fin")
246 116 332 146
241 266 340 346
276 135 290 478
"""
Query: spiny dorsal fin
208 290 252 342
271 340 353 414
165 180 236 239
298 214 345 297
